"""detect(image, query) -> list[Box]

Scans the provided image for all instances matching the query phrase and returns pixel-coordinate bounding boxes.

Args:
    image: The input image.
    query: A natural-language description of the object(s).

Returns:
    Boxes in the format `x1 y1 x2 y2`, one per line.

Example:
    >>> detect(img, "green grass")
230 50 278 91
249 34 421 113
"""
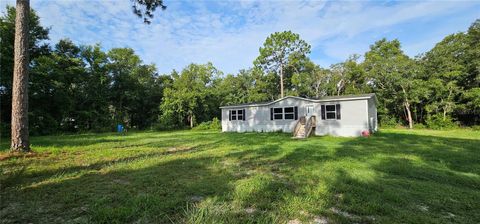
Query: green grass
1 129 479 223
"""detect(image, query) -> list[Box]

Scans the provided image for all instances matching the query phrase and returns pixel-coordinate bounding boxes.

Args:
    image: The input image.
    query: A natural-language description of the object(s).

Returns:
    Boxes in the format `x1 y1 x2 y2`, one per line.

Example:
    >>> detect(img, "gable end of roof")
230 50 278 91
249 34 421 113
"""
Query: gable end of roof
219 93 376 109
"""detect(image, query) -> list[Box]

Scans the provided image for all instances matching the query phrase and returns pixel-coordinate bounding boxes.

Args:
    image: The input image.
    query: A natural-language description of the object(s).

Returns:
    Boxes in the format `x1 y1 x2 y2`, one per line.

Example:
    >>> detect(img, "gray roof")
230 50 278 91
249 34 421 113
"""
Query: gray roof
315 93 376 100
219 93 376 109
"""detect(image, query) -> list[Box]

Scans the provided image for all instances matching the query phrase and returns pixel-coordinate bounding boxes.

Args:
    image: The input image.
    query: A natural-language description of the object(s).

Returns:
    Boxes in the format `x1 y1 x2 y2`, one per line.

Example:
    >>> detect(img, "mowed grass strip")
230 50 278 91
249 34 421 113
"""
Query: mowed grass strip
0 129 479 223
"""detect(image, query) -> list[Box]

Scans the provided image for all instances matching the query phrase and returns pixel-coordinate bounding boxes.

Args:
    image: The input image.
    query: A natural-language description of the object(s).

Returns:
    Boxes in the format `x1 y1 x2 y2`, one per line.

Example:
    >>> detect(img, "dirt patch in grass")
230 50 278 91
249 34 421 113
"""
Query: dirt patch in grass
112 179 130 185
190 195 204 203
167 146 196 152
287 219 302 224
0 151 50 161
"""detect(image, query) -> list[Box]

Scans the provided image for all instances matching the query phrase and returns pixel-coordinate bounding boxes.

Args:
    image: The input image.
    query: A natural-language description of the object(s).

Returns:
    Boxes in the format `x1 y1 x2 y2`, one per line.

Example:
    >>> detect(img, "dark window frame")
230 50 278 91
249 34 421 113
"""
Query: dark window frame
272 107 297 120
284 106 295 120
273 107 283 120
322 104 341 120
229 109 245 121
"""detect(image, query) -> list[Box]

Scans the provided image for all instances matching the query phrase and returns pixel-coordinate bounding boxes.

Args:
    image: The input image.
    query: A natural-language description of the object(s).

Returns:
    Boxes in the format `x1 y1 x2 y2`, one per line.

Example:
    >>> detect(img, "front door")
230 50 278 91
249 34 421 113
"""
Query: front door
305 105 314 118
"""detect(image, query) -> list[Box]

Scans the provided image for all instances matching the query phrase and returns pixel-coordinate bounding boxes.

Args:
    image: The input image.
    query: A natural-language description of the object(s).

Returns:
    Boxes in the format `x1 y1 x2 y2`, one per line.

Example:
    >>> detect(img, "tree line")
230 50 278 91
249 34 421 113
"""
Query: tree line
1 6 479 136
4 0 166 152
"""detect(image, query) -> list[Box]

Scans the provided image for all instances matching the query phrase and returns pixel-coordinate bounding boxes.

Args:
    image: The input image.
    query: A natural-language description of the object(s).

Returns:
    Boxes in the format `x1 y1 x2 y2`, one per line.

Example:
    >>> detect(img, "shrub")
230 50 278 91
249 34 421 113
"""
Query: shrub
193 118 221 130
380 115 399 128
413 123 426 129
0 122 10 137
426 114 458 130
152 118 181 131
471 125 480 131
30 114 59 135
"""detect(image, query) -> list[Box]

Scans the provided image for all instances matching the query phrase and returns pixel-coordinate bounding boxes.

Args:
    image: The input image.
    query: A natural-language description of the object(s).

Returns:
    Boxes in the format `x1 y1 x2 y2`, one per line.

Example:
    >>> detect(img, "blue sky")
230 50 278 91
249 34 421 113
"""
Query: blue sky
1 0 479 74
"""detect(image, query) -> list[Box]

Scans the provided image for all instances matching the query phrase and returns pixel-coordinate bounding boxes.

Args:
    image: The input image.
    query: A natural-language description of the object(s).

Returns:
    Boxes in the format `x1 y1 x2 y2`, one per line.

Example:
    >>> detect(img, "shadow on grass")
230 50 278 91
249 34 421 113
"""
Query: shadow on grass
1 131 479 223
280 132 480 223
0 142 217 189
1 153 232 223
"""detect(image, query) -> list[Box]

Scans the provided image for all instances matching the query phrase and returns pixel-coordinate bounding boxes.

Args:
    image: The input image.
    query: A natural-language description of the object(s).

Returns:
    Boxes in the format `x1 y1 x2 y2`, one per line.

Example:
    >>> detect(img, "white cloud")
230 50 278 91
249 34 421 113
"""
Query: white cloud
1 0 479 74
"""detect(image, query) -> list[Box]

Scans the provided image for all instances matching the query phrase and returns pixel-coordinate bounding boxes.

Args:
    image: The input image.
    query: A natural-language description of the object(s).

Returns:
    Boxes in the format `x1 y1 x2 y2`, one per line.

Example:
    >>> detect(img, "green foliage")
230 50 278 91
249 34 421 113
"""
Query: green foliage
412 123 426 129
363 38 425 128
159 63 222 128
152 119 181 131
193 118 221 130
1 5 480 137
0 122 10 137
425 114 458 130
218 68 272 105
131 0 167 24
419 20 480 125
0 5 50 136
379 116 399 128
254 31 311 73
254 31 311 98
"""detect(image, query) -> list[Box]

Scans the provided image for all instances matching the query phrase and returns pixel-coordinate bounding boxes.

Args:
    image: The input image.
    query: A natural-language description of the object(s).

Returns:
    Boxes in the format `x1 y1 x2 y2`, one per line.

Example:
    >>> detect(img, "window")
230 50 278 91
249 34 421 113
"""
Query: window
321 104 341 120
237 109 243 120
231 110 237 120
273 108 283 120
271 107 298 120
229 109 245 121
284 107 294 120
325 105 336 119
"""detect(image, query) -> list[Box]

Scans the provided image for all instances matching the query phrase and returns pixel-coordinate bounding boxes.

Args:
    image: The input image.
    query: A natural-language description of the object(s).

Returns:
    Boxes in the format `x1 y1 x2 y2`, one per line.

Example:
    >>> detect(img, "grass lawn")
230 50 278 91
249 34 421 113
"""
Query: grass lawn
1 129 479 223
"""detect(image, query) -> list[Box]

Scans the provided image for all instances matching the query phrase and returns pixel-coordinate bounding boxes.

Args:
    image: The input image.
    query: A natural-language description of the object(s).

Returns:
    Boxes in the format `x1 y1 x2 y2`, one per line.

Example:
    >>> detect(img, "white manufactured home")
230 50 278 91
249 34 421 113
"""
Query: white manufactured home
220 93 377 137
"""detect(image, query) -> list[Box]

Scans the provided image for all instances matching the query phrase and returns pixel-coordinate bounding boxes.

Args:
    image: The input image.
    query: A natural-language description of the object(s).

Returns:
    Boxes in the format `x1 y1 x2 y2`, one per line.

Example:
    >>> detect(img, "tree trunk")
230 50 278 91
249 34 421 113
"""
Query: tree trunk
400 86 413 129
189 114 193 128
314 82 320 98
279 63 284 98
443 108 447 121
336 79 343 96
11 0 30 152
405 101 413 129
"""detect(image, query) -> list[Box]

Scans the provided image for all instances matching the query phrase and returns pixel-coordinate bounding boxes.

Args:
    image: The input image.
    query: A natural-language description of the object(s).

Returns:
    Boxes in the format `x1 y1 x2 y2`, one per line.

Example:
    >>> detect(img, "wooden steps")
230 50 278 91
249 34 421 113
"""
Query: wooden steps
292 116 316 139
293 124 306 138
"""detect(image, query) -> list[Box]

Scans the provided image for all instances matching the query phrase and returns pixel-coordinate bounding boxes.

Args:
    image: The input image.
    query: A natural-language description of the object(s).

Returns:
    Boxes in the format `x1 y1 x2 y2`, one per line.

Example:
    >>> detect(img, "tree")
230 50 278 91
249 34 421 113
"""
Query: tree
160 63 221 128
290 59 321 97
334 55 368 96
29 39 86 134
420 33 467 123
79 44 112 131
28 40 165 134
6 0 167 152
0 5 49 136
411 19 480 126
217 72 253 106
308 66 331 98
10 0 31 152
254 31 311 98
217 68 275 106
131 0 167 24
364 39 424 129
459 19 480 124
128 64 165 129
107 48 142 127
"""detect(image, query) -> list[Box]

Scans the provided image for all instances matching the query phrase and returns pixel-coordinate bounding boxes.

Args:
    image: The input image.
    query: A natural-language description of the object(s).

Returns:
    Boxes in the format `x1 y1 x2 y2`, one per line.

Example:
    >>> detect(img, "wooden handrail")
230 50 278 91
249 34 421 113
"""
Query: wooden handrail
304 116 316 137
293 116 306 137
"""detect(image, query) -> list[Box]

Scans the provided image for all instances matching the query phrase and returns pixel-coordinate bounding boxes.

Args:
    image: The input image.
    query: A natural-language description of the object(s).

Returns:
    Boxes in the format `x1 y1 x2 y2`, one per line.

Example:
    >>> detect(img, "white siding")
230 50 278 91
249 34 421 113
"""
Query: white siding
222 98 312 133
314 99 369 137
221 96 376 137
367 98 378 132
